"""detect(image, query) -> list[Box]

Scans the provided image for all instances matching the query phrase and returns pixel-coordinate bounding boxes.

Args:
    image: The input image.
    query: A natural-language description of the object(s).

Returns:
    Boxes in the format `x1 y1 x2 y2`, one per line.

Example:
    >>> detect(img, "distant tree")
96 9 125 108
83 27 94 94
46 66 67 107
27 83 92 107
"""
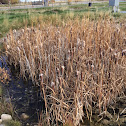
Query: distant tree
11 0 19 4
0 0 19 4
0 0 8 4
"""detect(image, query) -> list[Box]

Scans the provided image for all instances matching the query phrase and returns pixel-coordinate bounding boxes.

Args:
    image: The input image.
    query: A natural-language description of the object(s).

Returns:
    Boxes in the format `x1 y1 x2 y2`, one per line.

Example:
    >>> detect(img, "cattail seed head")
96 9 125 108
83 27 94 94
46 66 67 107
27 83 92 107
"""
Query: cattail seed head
51 82 55 87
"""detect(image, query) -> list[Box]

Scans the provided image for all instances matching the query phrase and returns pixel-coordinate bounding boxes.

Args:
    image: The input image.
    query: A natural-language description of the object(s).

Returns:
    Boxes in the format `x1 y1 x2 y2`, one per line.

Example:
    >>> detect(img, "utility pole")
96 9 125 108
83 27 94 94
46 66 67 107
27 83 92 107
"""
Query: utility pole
9 0 11 9
44 0 48 6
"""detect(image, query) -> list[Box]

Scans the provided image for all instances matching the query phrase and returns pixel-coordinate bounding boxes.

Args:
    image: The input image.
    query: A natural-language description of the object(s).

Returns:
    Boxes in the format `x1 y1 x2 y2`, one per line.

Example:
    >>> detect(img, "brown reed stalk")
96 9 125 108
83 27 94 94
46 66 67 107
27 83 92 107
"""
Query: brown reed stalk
5 15 126 126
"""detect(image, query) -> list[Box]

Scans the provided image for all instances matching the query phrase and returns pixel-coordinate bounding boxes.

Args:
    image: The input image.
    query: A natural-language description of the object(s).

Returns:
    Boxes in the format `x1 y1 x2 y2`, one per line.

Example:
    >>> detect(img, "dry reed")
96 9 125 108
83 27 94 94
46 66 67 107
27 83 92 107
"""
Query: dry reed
5 15 126 125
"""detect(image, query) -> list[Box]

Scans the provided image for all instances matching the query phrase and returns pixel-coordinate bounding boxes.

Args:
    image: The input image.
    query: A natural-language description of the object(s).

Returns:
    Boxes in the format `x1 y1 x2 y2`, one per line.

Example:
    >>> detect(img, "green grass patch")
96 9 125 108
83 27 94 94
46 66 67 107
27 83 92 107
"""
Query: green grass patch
5 120 21 126
0 2 126 38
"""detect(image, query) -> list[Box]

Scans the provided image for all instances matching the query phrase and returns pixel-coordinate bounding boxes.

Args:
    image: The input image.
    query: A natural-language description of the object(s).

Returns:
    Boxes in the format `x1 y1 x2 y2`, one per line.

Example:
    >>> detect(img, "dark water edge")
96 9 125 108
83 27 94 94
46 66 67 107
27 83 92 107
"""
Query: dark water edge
0 56 44 126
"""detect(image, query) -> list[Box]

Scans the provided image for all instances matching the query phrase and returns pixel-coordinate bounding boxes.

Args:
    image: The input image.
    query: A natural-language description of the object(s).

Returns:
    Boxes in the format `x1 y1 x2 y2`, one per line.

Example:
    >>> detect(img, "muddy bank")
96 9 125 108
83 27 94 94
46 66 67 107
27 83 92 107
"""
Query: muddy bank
0 57 44 126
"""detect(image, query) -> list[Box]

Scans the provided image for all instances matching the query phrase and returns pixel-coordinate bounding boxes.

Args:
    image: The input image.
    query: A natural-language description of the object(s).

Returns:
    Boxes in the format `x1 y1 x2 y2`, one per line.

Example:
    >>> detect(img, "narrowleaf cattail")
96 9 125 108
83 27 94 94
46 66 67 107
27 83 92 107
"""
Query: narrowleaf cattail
5 16 126 126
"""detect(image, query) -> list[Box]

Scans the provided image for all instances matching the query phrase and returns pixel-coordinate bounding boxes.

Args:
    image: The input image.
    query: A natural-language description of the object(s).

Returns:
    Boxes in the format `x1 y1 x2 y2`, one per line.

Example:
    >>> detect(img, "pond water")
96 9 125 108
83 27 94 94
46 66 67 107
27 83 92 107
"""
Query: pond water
0 56 44 126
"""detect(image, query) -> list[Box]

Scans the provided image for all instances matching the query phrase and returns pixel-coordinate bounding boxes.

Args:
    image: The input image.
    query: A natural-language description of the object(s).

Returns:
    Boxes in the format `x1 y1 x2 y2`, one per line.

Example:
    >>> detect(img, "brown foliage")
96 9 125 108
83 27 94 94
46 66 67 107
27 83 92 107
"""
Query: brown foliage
0 0 19 4
5 16 126 125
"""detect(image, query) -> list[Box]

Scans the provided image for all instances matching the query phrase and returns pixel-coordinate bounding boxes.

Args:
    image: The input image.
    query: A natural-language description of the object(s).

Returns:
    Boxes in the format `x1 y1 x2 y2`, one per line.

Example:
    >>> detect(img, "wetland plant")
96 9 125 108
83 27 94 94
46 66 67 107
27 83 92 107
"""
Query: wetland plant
5 15 126 125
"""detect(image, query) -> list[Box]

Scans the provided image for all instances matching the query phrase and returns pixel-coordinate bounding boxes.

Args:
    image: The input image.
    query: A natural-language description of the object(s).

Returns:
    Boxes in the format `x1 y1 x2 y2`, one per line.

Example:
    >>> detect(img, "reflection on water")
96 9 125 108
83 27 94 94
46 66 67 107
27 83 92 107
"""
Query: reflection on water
0 56 44 126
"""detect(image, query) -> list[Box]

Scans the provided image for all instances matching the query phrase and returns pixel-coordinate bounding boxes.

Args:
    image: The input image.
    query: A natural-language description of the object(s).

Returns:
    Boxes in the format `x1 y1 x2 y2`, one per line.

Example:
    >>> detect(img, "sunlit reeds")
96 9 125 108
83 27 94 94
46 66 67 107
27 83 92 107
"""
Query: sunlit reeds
0 67 10 84
5 15 126 125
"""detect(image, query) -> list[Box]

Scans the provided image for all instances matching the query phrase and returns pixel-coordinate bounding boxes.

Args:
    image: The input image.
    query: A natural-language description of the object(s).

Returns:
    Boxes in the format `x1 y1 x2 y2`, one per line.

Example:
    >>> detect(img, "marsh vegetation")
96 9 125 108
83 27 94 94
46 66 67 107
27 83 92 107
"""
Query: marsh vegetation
0 2 126 126
4 14 126 125
0 2 126 38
